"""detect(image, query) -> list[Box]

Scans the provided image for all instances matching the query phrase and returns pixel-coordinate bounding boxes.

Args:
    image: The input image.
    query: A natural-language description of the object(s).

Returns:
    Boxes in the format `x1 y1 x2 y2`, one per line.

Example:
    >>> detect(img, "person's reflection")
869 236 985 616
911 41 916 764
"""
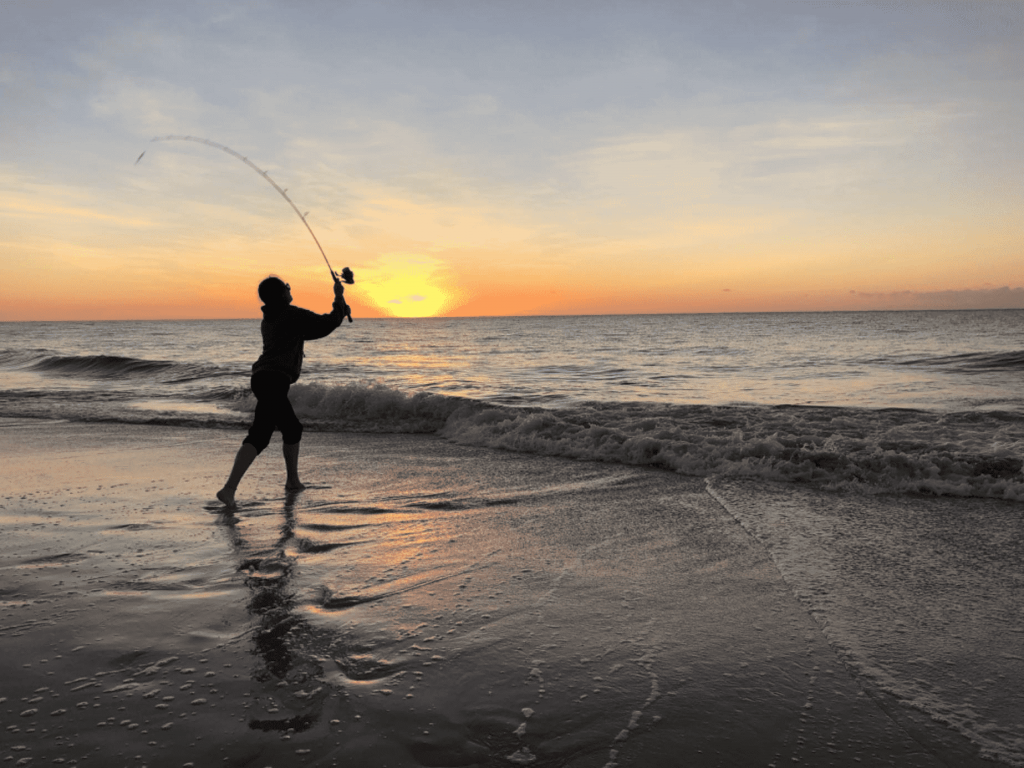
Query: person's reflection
218 492 326 732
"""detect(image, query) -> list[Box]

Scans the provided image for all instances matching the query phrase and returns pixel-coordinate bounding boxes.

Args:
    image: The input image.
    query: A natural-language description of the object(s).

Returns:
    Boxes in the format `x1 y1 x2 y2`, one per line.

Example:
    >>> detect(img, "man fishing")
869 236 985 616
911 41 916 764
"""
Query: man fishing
216 272 351 508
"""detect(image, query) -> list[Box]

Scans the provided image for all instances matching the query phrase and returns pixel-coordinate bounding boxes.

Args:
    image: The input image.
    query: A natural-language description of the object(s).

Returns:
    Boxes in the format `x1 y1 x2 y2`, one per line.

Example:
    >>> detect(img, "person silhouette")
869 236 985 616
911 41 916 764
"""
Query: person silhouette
217 275 350 508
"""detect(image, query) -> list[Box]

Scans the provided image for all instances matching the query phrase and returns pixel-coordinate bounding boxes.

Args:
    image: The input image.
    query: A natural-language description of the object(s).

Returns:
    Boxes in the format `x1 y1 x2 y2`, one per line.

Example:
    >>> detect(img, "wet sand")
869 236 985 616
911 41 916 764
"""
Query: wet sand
0 418 995 767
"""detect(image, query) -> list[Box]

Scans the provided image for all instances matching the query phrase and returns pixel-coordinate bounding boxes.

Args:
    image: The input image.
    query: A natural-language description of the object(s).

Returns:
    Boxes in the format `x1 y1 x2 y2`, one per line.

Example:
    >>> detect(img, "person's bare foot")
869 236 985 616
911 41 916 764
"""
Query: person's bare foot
216 487 237 508
285 480 306 492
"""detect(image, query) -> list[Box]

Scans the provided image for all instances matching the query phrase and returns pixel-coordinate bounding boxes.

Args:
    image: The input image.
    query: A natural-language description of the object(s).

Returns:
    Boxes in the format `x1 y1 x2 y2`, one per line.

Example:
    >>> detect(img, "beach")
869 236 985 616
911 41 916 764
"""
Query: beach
2 417 1014 767
4 0 1022 756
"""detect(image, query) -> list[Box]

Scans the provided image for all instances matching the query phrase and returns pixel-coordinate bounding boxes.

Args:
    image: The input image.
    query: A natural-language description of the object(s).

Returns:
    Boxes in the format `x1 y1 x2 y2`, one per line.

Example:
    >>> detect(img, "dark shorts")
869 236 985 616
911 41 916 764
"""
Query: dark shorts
243 371 303 453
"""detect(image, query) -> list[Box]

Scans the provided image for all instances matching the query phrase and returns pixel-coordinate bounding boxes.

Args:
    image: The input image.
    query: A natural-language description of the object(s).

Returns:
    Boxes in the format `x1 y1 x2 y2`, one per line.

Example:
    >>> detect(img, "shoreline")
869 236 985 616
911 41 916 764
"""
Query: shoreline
0 419 1001 767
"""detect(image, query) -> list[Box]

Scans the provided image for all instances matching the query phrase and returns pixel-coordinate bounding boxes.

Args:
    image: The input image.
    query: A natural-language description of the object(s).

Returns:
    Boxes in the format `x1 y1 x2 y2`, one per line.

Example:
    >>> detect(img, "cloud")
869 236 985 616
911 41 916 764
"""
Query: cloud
849 287 1024 310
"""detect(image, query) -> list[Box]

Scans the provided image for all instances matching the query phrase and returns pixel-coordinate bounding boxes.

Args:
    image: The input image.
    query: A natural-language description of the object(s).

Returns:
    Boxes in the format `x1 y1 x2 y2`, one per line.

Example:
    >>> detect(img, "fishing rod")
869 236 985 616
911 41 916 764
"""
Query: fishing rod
136 136 355 291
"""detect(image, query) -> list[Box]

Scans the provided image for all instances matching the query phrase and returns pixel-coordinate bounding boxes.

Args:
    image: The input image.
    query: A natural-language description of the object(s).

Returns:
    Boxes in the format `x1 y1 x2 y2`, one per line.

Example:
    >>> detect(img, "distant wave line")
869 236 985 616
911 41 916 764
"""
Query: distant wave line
885 350 1024 371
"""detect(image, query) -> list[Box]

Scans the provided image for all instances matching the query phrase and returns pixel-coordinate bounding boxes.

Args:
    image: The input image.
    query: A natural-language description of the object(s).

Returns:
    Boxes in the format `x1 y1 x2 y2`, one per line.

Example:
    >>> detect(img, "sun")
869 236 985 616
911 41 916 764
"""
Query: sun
358 253 466 318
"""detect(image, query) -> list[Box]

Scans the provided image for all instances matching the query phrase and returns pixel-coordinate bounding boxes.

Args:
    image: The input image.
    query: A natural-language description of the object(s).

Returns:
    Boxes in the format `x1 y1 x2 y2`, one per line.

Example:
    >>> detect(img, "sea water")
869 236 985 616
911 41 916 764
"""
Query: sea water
2 310 1023 764
3 310 1024 498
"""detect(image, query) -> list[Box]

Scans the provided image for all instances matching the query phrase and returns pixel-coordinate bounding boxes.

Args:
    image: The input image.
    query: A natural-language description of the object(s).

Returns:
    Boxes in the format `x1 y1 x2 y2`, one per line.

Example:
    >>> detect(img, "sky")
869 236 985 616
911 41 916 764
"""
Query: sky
1 0 1022 320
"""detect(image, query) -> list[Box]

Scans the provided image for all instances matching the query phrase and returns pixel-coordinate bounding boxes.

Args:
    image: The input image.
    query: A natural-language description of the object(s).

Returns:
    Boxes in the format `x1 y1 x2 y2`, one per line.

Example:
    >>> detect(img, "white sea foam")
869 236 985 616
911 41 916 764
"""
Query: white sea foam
438 399 1024 499
287 380 467 433
240 379 1024 499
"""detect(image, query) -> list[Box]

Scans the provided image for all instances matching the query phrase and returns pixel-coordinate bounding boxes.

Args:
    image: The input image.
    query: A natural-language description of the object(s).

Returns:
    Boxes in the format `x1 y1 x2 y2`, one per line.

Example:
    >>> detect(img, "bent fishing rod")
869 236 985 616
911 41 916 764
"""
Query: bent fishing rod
136 136 355 315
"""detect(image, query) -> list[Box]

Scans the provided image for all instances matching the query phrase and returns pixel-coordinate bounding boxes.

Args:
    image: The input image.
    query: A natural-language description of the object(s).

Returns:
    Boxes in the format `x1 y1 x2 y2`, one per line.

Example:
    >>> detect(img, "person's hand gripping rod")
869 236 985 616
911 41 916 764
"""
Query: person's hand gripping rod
333 267 355 323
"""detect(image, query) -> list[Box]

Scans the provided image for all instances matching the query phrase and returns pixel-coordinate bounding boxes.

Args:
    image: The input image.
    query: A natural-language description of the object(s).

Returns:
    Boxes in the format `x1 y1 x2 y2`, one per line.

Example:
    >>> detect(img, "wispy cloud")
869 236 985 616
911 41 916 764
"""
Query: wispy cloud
850 287 1024 311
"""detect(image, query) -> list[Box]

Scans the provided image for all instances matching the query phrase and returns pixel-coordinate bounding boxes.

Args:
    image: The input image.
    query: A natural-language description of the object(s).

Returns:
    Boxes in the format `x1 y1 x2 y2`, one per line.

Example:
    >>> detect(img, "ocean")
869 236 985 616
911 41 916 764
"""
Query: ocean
3 310 1024 498
2 310 1023 766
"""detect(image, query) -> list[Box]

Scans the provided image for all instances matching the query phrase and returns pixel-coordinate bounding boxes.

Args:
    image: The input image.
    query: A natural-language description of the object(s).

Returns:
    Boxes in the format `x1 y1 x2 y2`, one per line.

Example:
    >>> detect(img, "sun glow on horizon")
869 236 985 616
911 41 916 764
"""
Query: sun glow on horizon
357 253 467 318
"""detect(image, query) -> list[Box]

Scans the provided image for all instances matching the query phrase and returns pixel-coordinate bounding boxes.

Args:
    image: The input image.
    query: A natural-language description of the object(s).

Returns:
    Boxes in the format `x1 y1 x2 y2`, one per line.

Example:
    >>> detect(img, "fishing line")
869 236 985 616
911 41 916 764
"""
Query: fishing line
136 135 353 287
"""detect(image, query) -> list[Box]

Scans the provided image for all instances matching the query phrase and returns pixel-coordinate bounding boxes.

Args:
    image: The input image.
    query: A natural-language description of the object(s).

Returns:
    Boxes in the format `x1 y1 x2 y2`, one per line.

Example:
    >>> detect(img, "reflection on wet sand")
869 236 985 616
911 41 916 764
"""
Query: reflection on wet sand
4 424 1003 767
219 492 328 735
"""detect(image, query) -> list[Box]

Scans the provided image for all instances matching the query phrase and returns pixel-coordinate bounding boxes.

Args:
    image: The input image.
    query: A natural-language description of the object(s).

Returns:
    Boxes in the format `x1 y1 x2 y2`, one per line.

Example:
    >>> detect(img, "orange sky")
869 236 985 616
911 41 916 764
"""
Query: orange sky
2 1 1022 321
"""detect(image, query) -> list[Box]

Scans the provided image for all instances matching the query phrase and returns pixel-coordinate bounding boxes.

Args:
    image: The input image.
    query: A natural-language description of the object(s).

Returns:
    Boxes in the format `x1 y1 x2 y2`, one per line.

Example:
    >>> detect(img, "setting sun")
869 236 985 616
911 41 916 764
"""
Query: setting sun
357 253 467 318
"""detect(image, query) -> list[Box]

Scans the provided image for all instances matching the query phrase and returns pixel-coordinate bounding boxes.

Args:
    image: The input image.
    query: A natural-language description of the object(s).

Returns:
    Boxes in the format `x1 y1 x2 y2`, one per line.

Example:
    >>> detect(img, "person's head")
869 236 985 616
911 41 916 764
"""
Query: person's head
258 276 292 307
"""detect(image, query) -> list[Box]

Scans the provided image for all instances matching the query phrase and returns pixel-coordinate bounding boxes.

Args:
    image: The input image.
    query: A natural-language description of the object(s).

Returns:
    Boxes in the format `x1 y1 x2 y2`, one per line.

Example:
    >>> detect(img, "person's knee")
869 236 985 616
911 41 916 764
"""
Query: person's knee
243 434 270 455
281 421 303 445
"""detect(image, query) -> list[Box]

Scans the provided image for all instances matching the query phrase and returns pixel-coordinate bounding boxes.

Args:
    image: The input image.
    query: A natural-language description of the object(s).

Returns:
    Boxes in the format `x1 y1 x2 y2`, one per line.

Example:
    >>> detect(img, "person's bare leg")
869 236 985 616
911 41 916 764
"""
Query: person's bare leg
217 442 259 507
283 441 305 491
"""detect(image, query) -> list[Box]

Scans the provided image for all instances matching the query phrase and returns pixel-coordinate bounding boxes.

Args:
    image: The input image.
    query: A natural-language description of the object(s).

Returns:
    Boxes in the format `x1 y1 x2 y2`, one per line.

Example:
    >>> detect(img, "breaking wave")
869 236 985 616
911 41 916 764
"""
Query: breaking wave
6 346 1024 500
25 354 224 383
888 349 1024 372
227 381 1024 500
0 350 235 385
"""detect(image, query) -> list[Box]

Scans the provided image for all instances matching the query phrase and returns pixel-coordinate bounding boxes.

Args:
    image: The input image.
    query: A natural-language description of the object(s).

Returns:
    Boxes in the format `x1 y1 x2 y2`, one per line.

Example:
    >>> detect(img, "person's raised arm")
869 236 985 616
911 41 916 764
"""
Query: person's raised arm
332 275 352 324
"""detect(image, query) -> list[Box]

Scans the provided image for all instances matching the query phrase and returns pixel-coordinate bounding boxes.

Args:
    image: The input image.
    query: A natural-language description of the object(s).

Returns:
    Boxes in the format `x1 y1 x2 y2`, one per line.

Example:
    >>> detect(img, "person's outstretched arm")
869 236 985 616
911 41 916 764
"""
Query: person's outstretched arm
298 281 350 340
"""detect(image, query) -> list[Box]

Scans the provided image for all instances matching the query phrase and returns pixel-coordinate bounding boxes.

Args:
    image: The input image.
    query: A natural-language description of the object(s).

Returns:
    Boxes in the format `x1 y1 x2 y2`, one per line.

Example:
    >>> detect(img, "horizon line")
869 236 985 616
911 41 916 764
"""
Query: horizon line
5 306 1024 323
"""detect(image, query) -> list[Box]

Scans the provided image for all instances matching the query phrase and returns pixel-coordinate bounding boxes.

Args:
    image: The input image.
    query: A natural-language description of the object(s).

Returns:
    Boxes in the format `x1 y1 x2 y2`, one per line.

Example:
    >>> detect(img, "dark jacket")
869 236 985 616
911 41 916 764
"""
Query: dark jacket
251 296 348 382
